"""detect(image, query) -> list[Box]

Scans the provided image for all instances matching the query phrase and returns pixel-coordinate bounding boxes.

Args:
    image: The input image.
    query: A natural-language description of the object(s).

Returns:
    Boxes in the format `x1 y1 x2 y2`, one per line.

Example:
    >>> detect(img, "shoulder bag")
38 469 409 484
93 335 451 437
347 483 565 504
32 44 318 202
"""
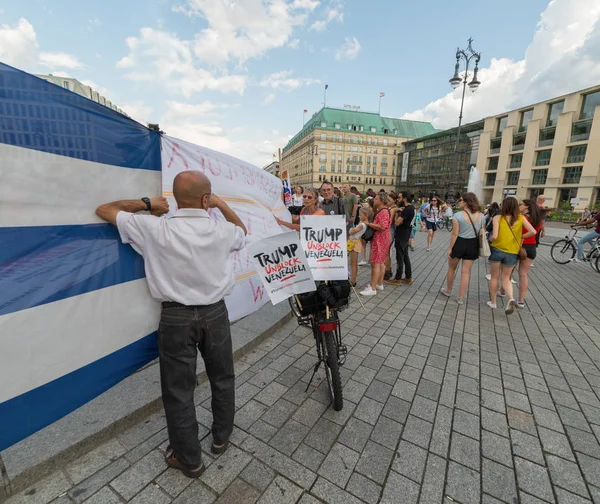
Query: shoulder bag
465 211 491 258
504 216 527 261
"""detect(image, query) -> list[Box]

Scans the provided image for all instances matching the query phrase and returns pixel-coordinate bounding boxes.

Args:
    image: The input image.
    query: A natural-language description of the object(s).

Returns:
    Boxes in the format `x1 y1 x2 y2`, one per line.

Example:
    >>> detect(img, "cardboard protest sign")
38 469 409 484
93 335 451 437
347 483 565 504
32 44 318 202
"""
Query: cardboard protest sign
248 232 316 304
280 169 292 207
300 215 348 280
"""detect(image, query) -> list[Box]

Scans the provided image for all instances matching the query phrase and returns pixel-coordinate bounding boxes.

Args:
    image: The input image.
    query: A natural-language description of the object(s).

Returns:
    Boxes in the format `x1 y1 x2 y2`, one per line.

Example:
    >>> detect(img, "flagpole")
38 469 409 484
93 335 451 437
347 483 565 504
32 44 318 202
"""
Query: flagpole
324 84 328 108
303 110 306 127
378 95 382 114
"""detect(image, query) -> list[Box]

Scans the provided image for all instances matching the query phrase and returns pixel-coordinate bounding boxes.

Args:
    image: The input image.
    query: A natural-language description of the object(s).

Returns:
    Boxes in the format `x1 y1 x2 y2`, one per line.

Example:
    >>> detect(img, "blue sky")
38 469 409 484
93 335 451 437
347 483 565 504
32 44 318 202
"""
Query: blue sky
1 0 599 166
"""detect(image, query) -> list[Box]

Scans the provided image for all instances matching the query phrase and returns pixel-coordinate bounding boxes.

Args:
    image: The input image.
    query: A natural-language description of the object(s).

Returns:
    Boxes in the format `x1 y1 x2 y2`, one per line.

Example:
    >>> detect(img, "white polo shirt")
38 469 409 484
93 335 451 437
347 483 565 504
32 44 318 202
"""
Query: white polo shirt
116 208 246 306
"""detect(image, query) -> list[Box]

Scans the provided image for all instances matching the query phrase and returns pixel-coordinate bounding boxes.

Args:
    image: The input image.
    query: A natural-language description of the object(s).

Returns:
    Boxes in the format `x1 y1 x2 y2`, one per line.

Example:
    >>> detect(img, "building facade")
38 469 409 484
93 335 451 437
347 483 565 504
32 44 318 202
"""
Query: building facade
398 121 484 199
478 85 600 209
263 161 280 177
280 107 436 194
35 74 126 116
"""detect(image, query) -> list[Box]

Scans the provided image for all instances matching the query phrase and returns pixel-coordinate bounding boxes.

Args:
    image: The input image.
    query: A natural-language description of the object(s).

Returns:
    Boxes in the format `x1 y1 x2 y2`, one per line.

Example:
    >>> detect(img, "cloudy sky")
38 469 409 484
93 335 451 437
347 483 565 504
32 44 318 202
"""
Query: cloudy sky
1 0 599 166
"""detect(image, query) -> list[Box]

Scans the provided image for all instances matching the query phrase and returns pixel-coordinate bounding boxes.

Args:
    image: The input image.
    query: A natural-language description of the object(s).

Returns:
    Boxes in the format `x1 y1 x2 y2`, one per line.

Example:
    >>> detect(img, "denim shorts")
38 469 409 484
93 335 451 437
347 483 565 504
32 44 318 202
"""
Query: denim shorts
489 247 518 267
410 228 416 239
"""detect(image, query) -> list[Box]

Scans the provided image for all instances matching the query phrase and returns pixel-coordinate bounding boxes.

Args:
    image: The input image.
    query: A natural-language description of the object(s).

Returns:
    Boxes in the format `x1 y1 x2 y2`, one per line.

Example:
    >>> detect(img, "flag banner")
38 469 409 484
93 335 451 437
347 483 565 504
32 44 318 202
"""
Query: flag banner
280 169 292 207
248 232 315 305
0 62 162 451
401 151 410 183
161 135 291 321
300 215 348 280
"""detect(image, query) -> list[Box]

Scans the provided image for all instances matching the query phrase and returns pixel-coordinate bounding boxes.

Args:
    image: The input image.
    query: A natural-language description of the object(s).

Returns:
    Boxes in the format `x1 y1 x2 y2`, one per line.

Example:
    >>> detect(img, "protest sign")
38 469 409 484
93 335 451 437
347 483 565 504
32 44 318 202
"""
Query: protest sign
280 169 292 207
248 232 315 304
300 215 347 280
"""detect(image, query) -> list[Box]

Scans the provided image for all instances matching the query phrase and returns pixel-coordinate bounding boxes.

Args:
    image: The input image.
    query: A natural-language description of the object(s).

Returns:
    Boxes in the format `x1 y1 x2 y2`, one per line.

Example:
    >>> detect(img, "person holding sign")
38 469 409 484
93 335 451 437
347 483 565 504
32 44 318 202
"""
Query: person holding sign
95 171 247 479
360 193 392 296
275 187 324 231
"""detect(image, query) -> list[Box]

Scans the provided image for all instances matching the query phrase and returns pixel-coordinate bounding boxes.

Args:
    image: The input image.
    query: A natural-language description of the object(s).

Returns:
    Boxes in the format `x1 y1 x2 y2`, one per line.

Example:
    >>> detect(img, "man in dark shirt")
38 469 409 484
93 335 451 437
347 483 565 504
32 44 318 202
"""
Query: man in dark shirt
320 180 346 216
387 191 415 285
573 211 600 262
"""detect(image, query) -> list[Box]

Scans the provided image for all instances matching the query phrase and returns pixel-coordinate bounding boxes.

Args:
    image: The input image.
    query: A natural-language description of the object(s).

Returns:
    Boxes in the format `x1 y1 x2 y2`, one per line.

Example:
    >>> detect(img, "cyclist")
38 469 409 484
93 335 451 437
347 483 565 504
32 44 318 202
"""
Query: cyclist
571 211 600 263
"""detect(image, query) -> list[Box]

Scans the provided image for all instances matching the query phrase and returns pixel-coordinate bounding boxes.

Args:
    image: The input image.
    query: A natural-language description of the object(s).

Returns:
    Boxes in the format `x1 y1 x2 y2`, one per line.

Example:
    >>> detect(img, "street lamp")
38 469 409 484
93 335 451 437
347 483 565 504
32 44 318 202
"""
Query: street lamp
447 38 481 205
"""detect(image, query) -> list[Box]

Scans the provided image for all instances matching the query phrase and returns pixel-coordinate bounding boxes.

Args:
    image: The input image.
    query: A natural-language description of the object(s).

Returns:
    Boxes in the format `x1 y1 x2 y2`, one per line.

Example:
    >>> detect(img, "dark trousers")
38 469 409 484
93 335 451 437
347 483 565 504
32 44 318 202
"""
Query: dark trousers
158 300 235 469
394 239 412 280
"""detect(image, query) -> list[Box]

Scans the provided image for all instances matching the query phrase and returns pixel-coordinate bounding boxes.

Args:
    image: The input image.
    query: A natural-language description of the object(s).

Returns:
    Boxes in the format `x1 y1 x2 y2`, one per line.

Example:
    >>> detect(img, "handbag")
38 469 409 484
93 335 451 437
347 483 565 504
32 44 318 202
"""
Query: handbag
465 211 490 258
504 216 527 261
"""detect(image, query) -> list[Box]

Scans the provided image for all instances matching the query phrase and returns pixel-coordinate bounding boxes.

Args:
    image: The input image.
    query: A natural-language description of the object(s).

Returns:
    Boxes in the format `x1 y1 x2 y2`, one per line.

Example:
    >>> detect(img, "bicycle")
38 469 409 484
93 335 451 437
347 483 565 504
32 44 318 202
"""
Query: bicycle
550 227 600 272
289 281 350 411
436 216 453 232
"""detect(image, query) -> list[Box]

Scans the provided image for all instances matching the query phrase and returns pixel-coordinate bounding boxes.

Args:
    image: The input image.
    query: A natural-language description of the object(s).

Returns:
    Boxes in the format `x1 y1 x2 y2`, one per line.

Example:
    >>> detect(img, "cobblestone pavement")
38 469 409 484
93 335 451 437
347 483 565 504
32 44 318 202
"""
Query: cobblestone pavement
7 230 600 504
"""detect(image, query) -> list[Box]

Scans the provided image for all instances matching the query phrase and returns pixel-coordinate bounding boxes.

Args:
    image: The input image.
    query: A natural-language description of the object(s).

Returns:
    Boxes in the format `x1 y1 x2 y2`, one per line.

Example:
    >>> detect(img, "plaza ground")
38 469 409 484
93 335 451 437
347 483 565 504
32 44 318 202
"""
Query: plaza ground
5 229 600 504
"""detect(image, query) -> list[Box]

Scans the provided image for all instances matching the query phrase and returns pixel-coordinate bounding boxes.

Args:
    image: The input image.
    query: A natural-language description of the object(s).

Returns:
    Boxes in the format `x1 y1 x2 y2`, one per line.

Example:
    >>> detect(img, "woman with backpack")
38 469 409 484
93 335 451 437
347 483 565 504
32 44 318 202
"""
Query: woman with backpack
440 192 484 305
424 196 443 251
487 196 537 315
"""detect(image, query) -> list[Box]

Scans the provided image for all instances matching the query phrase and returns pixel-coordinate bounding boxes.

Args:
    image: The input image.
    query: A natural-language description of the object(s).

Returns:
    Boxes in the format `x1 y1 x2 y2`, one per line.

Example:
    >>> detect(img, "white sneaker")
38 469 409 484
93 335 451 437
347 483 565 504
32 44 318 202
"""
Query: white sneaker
511 279 517 284
487 301 497 309
358 261 368 266
376 284 384 291
505 299 517 315
360 287 377 296
497 291 506 298
485 274 491 281
571 258 582 263
440 288 451 297
517 301 525 309
426 248 431 252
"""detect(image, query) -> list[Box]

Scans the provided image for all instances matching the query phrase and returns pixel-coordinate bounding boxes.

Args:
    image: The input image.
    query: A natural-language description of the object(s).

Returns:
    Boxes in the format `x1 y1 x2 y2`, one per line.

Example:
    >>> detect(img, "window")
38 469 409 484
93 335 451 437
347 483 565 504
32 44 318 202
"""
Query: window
559 188 578 204
383 139 388 146
321 121 327 127
532 169 548 185
352 146 358 152
372 167 377 174
519 109 533 129
580 90 600 120
319 164 326 173
567 145 587 163
488 157 499 171
335 123 341 129
320 144 326 149
510 154 523 168
485 172 497 186
373 148 378 154
371 127 376 133
490 138 501 153
367 167 371 174
496 116 508 136
535 150 552 166
320 133 326 141
382 149 388 154
373 157 377 165
366 156 371 163
547 101 564 127
571 121 592 142
63 81 70 90
507 171 520 186
337 145 342 151
352 166 357 174
539 128 555 147
563 166 583 184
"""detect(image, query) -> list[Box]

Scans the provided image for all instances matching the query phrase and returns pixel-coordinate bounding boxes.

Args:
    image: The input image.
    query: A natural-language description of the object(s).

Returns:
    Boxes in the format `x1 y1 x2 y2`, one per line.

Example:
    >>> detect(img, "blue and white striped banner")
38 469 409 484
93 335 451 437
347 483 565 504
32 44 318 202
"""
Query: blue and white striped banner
0 63 163 450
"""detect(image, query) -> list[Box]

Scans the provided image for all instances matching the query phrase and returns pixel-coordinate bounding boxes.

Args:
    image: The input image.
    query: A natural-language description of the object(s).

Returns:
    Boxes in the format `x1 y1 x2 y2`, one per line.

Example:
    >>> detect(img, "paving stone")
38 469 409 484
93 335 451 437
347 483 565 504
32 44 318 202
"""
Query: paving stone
353 396 385 425
445 460 480 504
514 457 556 503
419 453 446 504
365 379 393 403
239 459 275 492
269 419 310 456
410 395 437 423
382 396 411 423
311 476 364 504
391 379 417 402
533 405 565 433
482 407 509 438
453 408 480 440
235 400 269 430
68 458 130 503
156 468 194 498
393 440 427 483
5 471 71 504
557 405 594 433
547 454 591 499
576 452 600 488
129 484 172 504
65 438 127 485
355 440 394 485
401 415 433 449
338 417 373 452
172 481 217 503
319 443 359 487
291 398 328 427
346 472 382 504
554 487 594 504
538 426 576 461
297 494 322 504
303 417 342 454
482 458 518 503
566 425 600 459
511 429 545 465
292 443 326 472
256 476 302 504
241 436 317 489
450 431 480 471
110 450 166 501
481 389 506 414
380 471 419 504
507 407 537 436
482 429 513 467
125 428 172 464
118 411 168 450
261 399 298 428
416 378 442 401
255 382 289 407
200 445 252 494
375 366 401 386
81 486 123 504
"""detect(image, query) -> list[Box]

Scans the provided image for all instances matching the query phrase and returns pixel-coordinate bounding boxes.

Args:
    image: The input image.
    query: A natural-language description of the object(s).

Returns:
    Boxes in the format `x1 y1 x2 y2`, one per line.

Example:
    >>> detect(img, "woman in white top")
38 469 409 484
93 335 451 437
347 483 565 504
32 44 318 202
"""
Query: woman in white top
291 186 304 214
348 206 373 286
441 192 484 304
425 196 443 251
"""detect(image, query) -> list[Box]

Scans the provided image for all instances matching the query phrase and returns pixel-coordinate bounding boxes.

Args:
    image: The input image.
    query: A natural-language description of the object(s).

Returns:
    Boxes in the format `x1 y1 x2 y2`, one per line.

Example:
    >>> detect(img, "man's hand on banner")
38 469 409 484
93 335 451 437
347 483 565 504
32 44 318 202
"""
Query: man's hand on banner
150 197 170 216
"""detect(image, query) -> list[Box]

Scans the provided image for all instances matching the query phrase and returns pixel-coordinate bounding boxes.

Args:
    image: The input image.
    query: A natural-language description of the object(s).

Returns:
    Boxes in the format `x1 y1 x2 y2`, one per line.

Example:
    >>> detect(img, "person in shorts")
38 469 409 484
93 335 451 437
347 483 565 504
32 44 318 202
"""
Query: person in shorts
517 199 543 308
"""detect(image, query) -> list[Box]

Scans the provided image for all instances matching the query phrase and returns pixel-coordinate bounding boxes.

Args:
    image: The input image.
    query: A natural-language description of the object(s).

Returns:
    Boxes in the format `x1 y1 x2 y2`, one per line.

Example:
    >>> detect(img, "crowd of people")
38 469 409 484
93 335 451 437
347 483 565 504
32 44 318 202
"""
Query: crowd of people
285 182 582 316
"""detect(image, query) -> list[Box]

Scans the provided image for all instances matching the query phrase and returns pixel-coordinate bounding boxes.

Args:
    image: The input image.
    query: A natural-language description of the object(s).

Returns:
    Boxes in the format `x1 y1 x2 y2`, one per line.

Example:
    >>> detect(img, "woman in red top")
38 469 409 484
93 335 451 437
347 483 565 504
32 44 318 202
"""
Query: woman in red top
360 193 391 296
517 199 543 308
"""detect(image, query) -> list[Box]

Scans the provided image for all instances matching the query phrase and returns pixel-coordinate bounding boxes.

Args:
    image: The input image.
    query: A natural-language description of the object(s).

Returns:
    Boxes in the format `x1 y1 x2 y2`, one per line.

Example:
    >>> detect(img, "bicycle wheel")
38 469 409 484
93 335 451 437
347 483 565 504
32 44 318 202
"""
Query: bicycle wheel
322 331 343 411
591 248 600 272
446 219 453 232
550 239 576 264
596 253 600 273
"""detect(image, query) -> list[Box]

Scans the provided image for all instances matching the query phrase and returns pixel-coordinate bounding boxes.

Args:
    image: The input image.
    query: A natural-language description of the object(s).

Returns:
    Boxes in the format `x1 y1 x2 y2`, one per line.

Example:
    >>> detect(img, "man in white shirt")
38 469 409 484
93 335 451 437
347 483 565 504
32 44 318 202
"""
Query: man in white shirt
96 170 247 478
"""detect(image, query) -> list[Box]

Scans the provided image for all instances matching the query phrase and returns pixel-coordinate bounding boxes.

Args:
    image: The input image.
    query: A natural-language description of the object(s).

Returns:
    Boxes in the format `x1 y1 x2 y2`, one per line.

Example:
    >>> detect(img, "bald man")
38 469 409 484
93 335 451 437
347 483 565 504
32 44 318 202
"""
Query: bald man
96 171 247 478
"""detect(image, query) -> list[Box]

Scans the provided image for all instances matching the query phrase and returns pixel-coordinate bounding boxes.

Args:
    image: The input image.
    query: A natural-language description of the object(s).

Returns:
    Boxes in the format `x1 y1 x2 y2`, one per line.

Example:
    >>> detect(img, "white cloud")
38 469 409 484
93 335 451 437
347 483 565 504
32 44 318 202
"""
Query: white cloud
288 38 300 49
0 18 83 71
310 2 343 31
335 36 360 60
120 101 154 124
259 69 320 91
292 0 320 11
263 93 276 105
403 0 600 128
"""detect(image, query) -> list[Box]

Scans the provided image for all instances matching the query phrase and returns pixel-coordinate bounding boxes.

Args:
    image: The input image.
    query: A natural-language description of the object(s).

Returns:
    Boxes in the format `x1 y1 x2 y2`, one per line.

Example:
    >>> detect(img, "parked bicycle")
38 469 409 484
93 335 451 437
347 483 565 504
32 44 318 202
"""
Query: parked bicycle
289 281 351 411
550 227 600 272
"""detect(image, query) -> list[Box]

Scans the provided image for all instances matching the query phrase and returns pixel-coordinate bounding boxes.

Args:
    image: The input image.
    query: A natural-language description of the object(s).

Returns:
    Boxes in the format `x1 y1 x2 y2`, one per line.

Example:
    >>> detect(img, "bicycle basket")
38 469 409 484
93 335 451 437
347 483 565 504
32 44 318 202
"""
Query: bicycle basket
294 280 351 315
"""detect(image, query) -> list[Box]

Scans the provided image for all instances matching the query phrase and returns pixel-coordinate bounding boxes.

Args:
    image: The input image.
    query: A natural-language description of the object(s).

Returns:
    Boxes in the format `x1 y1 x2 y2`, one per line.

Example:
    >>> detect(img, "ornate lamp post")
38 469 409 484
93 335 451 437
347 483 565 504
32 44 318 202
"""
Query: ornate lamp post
447 38 481 205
